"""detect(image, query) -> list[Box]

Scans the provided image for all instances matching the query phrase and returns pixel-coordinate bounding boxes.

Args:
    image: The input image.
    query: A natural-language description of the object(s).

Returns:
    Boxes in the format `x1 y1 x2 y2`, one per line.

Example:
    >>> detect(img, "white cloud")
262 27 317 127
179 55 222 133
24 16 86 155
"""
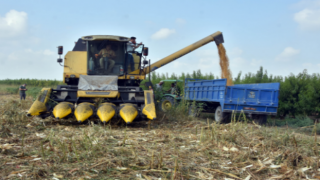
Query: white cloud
250 59 262 66
24 48 32 53
294 0 320 7
275 47 300 61
298 62 320 74
43 49 54 56
0 10 27 38
0 48 60 79
195 49 218 58
24 49 54 56
229 47 243 56
294 8 320 30
0 10 64 79
151 28 176 40
303 62 312 67
7 52 19 61
173 61 189 68
195 49 219 69
176 18 186 25
230 57 246 68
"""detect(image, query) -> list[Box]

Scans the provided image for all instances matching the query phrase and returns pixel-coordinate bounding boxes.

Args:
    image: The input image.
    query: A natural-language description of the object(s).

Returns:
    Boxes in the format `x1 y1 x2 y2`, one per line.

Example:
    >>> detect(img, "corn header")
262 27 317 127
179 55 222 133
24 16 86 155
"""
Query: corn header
27 31 224 124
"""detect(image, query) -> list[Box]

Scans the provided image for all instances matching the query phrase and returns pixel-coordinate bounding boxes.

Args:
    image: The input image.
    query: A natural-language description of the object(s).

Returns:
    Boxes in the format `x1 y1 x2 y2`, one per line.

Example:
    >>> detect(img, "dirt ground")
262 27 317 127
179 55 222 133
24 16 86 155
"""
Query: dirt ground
1 94 320 180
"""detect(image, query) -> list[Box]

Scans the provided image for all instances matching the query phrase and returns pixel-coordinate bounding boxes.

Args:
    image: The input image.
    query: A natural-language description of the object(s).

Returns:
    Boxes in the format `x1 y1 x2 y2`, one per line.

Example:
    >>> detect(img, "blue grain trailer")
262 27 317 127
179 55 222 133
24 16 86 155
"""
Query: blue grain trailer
184 78 280 124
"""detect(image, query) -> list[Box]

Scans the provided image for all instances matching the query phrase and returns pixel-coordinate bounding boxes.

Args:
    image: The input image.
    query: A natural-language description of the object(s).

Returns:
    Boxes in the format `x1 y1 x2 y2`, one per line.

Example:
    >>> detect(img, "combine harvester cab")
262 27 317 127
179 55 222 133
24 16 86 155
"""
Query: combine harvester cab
27 31 226 124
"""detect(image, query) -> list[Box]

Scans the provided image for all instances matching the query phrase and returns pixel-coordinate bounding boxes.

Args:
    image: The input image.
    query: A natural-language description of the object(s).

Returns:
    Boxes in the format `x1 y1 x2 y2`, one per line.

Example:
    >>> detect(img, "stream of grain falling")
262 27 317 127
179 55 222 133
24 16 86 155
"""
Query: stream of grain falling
217 43 234 86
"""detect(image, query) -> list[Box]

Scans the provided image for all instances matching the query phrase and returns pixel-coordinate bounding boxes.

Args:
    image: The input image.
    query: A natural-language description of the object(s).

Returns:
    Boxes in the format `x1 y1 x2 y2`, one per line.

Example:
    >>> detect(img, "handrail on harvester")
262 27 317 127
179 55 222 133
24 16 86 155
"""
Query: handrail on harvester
138 31 224 75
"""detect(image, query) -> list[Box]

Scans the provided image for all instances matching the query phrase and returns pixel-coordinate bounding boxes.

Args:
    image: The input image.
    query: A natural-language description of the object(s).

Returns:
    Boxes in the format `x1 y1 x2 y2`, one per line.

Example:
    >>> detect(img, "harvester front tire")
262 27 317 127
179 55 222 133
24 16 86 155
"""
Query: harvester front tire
214 106 231 124
160 96 175 112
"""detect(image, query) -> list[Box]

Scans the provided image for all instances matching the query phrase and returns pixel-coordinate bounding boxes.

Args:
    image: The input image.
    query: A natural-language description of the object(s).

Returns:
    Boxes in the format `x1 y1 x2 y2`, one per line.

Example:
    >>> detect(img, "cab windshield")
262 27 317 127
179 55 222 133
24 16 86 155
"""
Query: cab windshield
87 40 142 75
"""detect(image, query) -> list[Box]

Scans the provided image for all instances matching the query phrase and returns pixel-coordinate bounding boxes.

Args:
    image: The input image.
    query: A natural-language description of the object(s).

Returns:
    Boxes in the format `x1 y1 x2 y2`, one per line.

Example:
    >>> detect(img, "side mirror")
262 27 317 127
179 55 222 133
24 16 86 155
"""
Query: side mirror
143 60 148 65
58 46 63 55
57 46 63 63
143 47 148 56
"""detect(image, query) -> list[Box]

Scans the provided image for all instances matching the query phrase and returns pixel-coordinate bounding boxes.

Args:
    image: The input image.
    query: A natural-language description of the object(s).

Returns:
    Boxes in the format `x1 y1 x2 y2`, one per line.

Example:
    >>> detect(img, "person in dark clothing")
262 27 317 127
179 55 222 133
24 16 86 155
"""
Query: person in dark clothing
19 84 27 100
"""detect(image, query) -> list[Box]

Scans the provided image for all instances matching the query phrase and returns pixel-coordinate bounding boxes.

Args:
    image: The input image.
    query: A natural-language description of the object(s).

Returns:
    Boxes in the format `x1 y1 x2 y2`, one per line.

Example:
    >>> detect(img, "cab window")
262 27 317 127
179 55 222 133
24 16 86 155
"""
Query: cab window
87 41 125 75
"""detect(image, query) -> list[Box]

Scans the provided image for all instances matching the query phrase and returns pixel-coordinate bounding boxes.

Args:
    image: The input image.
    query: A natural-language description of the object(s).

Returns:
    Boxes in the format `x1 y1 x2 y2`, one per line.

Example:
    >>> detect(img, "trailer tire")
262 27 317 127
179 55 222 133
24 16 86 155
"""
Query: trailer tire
214 106 231 123
254 115 267 125
160 96 175 112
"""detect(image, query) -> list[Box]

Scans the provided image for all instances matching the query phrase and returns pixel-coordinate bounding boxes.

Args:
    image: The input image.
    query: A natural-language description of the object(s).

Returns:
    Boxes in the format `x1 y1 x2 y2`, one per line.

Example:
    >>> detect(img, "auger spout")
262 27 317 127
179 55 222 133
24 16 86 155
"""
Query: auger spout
140 31 224 75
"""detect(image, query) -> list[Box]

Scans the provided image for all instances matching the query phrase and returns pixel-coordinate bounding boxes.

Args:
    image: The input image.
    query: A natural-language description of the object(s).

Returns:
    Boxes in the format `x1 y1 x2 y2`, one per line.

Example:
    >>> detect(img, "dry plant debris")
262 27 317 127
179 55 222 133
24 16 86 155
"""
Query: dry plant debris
1 95 320 179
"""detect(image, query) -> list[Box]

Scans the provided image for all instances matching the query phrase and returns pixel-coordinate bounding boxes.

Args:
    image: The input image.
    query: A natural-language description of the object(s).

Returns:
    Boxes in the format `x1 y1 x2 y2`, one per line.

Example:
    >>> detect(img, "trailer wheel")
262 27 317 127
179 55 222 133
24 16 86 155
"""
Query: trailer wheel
214 106 231 123
254 115 267 125
160 96 175 112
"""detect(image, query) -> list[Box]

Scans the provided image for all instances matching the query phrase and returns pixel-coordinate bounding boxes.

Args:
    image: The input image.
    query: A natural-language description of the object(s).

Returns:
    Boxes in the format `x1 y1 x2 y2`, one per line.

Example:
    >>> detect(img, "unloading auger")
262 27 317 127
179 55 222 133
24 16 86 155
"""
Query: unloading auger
27 32 224 124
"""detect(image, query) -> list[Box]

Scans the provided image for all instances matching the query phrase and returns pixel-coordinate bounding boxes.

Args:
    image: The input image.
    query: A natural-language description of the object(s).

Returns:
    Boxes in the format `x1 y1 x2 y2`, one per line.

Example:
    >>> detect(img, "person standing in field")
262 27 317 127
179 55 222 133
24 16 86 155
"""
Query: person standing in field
19 84 27 100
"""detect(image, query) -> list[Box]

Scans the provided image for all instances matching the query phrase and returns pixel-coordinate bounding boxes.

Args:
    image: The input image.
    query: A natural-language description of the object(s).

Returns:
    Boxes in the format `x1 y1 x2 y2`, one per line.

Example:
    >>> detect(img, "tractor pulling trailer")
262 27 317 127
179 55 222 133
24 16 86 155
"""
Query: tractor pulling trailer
27 32 225 124
157 78 280 125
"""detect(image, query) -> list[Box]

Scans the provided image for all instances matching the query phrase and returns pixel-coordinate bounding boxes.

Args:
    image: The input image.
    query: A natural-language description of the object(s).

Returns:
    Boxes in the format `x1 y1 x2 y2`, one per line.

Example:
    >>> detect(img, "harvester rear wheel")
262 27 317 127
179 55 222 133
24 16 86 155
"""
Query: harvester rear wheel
160 96 175 112
214 106 231 123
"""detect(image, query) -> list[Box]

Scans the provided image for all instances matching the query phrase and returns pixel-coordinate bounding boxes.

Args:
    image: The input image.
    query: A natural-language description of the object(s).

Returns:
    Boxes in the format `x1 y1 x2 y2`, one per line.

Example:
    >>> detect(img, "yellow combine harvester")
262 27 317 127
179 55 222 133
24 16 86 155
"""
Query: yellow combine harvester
27 31 224 124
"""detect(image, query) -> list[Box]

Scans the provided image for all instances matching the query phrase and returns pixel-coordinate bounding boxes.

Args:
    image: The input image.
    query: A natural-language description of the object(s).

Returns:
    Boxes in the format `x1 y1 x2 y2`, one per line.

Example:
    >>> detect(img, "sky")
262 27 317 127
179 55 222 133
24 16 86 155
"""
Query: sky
0 0 319 80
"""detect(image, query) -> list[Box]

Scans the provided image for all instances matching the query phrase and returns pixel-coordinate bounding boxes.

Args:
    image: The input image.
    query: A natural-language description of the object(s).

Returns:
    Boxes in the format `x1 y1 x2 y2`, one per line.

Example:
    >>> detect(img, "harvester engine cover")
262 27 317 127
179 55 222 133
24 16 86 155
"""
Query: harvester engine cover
78 75 118 91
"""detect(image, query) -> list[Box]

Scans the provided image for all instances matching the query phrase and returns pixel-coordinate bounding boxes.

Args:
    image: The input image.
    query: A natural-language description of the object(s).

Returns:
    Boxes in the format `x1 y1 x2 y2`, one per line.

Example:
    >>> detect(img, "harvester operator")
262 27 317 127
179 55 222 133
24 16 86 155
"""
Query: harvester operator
19 84 27 100
95 45 116 73
126 37 142 72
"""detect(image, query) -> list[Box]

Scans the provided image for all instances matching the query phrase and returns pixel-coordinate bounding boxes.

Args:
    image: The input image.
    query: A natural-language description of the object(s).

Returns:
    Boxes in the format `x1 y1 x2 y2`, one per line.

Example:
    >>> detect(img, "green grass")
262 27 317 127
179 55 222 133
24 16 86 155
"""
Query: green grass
0 84 57 99
0 85 16 93
0 79 64 99
267 116 320 135
5 87 19 94
270 116 314 128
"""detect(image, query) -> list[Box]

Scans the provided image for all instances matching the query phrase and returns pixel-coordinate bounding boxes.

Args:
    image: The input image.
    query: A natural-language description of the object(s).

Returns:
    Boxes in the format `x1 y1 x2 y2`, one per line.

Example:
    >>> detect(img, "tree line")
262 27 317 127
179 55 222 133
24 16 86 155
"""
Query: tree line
0 78 63 87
